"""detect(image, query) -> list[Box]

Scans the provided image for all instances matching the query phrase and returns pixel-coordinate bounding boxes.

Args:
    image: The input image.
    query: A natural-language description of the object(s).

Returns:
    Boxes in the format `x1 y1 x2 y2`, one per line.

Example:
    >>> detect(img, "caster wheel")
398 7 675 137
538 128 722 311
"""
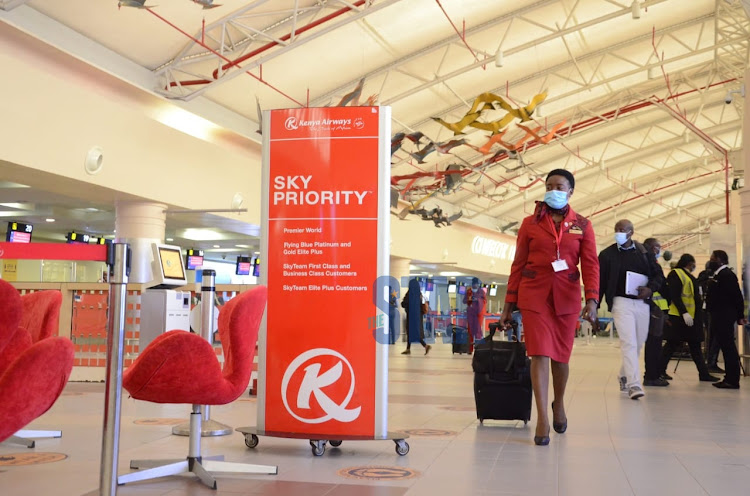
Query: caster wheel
523 420 528 426
479 418 484 424
395 440 409 456
244 434 259 448
329 440 343 447
310 440 326 456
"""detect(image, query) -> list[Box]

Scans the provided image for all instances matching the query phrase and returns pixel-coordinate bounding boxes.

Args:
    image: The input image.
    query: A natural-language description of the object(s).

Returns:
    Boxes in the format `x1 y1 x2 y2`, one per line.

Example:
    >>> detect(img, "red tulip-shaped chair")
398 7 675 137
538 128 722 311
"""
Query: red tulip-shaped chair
0 281 74 446
118 286 277 489
6 290 66 446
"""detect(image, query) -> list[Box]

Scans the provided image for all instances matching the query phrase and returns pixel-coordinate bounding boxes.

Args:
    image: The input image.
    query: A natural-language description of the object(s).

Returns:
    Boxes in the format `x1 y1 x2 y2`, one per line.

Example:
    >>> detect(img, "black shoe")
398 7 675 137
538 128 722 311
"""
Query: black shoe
551 402 567 434
707 365 725 374
643 378 669 387
699 374 721 382
660 373 673 381
534 426 550 446
712 381 740 389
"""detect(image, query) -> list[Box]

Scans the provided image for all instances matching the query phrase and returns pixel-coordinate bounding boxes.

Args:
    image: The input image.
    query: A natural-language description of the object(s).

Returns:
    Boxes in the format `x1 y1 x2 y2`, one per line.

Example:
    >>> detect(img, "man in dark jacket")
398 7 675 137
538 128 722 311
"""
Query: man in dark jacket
599 220 665 400
706 250 746 389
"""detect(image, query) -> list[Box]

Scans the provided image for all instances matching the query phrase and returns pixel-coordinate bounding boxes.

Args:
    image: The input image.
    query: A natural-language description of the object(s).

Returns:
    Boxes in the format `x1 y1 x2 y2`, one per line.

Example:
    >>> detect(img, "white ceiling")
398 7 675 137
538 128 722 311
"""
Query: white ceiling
2 0 749 261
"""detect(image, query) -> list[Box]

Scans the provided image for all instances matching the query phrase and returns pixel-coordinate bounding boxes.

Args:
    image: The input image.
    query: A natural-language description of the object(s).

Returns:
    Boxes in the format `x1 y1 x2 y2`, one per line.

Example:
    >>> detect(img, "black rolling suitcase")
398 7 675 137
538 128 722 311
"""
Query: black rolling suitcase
472 323 532 424
452 325 472 354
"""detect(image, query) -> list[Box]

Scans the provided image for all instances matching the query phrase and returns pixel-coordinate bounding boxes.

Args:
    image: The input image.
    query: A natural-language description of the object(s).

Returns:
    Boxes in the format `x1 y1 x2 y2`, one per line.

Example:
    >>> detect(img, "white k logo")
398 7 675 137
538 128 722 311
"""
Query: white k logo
282 348 361 424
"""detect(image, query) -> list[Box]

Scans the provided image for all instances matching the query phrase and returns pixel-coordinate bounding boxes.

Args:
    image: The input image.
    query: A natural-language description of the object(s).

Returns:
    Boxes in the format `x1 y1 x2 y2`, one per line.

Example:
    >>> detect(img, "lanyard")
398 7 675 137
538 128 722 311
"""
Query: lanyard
546 215 564 260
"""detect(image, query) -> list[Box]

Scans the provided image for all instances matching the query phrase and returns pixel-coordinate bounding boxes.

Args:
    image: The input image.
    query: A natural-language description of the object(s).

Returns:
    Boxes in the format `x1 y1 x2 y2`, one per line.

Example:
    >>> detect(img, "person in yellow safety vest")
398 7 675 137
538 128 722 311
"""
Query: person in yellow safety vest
642 238 670 387
659 253 720 382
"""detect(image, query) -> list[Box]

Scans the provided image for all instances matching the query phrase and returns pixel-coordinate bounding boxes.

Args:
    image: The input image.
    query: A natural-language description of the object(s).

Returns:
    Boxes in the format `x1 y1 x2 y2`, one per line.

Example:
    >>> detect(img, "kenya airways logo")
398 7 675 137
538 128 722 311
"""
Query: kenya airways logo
283 116 357 132
281 348 361 424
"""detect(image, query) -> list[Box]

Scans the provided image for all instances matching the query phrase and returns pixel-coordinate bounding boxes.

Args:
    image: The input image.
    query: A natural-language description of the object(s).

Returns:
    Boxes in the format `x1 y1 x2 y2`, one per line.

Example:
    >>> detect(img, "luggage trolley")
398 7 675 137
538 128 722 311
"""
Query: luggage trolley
236 427 410 457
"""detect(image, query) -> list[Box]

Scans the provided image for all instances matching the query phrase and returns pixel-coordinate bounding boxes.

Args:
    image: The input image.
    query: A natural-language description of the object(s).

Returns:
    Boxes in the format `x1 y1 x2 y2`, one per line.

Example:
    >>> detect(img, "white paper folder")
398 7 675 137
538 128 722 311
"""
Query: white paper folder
625 271 649 296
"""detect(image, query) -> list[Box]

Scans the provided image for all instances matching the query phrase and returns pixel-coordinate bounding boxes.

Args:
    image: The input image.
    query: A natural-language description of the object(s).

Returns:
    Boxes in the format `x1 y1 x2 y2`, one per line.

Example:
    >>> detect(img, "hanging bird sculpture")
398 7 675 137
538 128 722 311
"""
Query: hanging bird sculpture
118 0 153 8
337 78 365 106
432 112 481 135
495 90 548 121
191 0 222 8
391 132 406 156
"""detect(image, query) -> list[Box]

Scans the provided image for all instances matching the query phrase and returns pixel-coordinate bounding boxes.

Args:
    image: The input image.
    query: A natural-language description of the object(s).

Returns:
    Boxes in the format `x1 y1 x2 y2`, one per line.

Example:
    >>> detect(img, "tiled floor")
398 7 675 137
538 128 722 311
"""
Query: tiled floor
2 338 750 495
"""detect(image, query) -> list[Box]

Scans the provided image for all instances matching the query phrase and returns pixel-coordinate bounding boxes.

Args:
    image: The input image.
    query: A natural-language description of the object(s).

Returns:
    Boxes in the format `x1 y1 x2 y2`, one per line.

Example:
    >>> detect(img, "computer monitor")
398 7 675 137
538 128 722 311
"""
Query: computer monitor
447 281 456 294
425 280 434 291
236 256 252 276
185 249 204 270
458 284 467 295
252 257 261 277
489 285 498 297
148 243 187 289
6 221 32 243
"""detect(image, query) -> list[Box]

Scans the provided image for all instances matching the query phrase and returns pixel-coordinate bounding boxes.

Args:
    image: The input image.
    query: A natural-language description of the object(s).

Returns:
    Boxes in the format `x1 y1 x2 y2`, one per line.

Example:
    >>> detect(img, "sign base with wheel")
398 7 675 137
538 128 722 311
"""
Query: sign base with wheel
235 427 409 457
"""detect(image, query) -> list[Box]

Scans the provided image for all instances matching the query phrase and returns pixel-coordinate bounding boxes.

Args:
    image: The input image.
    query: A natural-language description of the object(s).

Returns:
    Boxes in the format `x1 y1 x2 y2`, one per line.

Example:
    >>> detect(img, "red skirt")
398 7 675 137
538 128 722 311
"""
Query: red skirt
521 296 578 363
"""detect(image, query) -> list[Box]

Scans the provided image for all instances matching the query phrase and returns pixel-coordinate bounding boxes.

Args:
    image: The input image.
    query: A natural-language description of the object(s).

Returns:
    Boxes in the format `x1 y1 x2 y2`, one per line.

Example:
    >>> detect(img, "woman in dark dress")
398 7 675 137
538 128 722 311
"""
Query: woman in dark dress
659 254 719 382
401 279 431 355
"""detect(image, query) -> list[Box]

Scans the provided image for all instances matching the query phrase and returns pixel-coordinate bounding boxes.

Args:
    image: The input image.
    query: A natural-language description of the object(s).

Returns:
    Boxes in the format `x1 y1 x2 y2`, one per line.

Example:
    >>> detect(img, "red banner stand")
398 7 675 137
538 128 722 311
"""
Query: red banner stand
236 106 408 457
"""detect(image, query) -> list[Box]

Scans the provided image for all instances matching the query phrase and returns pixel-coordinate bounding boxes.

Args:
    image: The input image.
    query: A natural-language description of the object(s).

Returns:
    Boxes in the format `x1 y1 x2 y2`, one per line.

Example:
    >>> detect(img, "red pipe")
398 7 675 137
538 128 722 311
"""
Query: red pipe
589 168 721 217
211 0 366 79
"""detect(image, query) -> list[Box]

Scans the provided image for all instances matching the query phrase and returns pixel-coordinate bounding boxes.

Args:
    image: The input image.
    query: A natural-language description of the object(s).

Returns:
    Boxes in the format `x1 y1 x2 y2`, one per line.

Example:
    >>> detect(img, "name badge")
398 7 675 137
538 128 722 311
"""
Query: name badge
568 227 583 234
552 259 569 272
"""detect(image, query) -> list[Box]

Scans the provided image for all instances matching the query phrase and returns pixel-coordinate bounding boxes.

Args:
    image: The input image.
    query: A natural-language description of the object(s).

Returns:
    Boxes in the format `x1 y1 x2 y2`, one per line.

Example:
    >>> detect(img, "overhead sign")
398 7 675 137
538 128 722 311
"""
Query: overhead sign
258 106 390 438
471 235 516 260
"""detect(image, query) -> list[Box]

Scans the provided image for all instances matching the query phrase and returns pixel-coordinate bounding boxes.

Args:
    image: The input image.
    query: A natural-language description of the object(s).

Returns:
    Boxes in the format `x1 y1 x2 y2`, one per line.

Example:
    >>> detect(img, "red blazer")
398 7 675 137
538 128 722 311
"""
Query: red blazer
505 204 599 315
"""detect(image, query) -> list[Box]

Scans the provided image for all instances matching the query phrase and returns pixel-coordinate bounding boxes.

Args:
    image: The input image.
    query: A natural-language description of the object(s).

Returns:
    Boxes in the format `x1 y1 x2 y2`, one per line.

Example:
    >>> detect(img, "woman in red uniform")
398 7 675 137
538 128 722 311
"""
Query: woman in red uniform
500 169 599 446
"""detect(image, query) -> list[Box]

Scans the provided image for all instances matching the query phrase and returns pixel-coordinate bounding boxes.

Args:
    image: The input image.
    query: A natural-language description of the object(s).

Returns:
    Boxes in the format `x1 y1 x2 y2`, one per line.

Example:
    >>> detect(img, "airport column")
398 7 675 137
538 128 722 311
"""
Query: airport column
390 257 411 343
740 68 750 374
115 201 167 283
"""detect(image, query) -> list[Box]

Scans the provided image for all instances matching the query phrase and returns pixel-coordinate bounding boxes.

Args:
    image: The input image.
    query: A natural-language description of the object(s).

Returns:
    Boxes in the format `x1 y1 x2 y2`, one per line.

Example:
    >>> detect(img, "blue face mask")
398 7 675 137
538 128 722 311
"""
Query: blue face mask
544 190 568 209
655 251 661 260
614 232 629 246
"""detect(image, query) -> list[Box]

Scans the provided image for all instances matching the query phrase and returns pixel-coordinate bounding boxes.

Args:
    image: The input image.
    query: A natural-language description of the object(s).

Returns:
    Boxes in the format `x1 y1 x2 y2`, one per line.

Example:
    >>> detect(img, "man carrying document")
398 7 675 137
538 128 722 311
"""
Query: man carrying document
598 219 664 400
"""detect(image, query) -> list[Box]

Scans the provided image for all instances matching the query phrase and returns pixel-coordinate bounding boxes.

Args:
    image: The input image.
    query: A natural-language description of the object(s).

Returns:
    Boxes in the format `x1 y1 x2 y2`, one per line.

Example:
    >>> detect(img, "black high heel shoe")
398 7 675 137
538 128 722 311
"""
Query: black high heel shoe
534 426 550 446
551 402 567 434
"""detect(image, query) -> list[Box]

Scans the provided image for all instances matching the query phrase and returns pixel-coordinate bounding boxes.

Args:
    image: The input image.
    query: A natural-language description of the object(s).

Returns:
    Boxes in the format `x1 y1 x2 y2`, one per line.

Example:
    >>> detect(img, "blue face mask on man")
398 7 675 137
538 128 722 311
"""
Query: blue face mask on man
614 232 629 246
544 190 568 209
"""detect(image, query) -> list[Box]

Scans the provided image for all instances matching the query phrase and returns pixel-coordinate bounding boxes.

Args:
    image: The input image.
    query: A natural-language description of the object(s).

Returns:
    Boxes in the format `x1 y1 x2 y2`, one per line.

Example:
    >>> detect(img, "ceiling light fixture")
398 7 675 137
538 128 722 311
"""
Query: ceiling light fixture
236 244 250 248
166 237 174 242
213 244 220 248
154 107 218 141
45 218 55 222
495 49 504 68
181 228 223 241
631 1 641 19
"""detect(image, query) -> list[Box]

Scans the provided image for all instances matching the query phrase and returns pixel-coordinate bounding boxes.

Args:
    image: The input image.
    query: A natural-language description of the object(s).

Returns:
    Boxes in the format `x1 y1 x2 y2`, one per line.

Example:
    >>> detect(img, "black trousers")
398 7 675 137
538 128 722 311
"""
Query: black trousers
644 333 663 380
661 340 710 378
710 314 741 385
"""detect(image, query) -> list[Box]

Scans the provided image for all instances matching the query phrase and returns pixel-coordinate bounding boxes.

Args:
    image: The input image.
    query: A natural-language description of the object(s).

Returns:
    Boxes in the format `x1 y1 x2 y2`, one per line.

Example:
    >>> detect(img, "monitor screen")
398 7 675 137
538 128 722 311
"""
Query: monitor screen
425 280 434 291
7 231 31 243
186 255 204 270
489 285 498 297
236 256 251 276
6 221 32 243
447 282 456 294
148 244 188 289
458 284 466 295
159 247 186 280
66 232 90 244
253 257 261 277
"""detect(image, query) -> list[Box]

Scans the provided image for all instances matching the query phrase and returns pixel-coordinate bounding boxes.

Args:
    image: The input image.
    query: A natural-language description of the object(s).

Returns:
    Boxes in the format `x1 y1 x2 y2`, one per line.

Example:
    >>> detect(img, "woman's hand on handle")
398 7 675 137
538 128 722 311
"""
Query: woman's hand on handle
500 302 515 329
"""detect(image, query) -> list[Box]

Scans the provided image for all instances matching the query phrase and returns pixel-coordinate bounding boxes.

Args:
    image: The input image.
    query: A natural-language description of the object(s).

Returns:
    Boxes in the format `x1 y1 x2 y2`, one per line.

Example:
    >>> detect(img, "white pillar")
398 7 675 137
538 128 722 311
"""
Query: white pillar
115 202 167 284
739 69 750 373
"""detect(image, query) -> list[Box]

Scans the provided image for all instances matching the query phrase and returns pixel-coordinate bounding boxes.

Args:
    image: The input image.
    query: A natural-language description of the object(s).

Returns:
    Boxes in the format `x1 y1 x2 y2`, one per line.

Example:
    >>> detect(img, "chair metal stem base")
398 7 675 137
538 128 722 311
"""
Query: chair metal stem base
172 419 233 437
2 435 35 448
118 456 277 488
